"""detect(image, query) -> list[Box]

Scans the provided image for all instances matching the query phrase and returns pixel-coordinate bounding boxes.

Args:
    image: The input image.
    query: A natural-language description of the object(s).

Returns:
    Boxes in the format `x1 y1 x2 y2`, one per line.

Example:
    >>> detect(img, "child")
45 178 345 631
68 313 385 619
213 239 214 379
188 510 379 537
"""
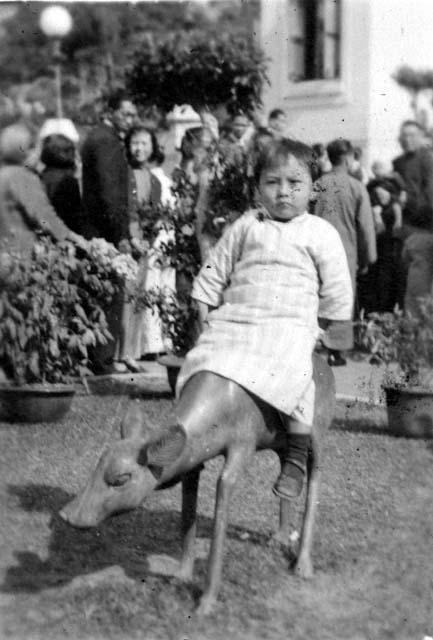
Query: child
176 139 353 500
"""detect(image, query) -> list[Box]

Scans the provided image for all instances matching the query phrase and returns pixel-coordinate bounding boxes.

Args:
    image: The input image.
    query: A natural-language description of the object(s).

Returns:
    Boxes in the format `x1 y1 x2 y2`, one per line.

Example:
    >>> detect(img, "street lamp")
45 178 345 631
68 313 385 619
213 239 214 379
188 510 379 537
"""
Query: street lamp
39 6 73 118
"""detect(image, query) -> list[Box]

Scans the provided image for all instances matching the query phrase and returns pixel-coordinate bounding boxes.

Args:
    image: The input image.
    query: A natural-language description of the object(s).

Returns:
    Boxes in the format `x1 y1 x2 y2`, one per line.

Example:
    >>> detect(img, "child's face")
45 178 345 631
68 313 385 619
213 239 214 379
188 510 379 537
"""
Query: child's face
258 155 313 221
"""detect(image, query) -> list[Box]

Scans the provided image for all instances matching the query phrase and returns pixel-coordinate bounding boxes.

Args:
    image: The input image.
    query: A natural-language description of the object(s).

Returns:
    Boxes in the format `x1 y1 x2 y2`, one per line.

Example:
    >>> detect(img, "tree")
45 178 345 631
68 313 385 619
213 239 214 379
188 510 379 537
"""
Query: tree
127 31 268 116
394 65 433 92
0 1 261 123
0 2 260 91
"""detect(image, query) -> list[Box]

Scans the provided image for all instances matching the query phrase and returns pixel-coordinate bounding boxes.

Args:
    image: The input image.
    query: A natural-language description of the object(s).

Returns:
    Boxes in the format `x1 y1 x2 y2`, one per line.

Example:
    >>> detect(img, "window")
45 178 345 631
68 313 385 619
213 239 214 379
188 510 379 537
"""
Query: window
288 0 341 83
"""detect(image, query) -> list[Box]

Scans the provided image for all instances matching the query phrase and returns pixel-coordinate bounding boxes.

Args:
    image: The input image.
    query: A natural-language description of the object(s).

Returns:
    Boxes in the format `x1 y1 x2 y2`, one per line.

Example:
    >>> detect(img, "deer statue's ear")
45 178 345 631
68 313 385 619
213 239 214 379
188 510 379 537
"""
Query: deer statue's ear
140 424 186 476
120 401 160 441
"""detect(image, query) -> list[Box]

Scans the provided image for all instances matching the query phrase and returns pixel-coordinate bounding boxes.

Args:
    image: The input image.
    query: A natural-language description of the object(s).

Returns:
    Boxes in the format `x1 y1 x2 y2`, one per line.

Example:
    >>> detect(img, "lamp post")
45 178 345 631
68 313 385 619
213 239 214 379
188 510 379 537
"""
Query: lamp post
39 6 73 118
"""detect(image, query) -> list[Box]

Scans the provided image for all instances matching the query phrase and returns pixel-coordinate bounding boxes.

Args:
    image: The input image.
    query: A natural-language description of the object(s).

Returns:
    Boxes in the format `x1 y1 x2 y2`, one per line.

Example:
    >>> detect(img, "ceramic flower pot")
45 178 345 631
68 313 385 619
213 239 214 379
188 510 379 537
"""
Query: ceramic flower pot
384 385 433 438
0 384 75 423
157 354 185 395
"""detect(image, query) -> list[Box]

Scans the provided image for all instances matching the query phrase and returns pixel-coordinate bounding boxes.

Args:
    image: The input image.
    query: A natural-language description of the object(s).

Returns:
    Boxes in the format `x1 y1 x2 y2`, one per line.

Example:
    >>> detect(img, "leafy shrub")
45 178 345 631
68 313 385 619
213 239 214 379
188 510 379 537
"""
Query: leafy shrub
0 237 135 385
394 65 433 92
135 287 198 357
127 31 269 116
137 171 201 283
203 153 256 240
356 296 433 388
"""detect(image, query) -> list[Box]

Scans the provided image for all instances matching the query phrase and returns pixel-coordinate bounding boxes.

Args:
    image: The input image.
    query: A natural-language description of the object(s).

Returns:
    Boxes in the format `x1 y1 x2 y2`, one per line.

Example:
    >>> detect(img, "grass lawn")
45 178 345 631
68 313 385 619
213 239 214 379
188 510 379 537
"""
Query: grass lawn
0 393 432 640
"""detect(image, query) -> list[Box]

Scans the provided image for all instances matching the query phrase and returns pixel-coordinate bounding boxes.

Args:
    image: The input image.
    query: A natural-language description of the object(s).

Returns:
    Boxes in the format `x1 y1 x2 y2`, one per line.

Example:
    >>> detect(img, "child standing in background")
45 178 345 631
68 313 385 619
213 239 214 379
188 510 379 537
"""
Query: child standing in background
176 139 353 499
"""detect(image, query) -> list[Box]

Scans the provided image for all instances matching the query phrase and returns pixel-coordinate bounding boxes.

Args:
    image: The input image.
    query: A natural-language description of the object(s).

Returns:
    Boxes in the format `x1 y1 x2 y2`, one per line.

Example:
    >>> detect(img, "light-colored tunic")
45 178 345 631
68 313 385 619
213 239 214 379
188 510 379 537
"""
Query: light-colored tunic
138 168 176 355
124 167 175 357
176 210 353 422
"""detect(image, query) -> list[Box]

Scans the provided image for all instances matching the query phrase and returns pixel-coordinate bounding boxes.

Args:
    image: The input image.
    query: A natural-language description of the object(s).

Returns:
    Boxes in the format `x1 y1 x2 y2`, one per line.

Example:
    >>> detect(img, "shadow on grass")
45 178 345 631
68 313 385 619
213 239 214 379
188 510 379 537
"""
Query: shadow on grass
331 418 390 436
2 483 291 596
87 388 173 400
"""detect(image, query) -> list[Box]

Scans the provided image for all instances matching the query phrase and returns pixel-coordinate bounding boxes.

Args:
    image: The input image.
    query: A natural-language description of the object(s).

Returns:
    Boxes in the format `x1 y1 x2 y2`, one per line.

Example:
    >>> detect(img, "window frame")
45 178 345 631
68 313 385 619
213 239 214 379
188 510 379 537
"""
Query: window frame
284 0 349 107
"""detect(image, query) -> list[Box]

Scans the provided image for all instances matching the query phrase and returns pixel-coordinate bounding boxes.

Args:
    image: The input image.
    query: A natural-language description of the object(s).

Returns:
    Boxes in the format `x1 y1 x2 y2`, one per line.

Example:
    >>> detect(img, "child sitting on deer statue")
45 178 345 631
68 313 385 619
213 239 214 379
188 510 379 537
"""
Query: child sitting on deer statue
176 138 353 500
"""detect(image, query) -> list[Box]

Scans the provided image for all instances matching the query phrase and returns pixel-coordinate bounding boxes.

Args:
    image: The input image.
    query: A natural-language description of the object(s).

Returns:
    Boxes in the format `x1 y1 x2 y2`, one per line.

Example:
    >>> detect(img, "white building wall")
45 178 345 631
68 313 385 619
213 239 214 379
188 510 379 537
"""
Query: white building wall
367 0 433 168
260 0 433 170
260 0 371 147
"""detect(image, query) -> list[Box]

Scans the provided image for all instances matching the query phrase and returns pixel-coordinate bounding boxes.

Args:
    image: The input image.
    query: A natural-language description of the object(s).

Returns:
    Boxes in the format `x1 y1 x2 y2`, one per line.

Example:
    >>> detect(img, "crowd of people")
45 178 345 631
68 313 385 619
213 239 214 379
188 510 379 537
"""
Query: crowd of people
1 90 433 377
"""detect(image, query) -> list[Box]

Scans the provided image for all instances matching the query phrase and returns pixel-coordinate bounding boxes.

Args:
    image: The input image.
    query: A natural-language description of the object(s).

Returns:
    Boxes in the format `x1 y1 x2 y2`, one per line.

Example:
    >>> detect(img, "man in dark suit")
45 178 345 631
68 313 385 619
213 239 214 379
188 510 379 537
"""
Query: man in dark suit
81 91 137 373
82 90 137 245
393 120 433 314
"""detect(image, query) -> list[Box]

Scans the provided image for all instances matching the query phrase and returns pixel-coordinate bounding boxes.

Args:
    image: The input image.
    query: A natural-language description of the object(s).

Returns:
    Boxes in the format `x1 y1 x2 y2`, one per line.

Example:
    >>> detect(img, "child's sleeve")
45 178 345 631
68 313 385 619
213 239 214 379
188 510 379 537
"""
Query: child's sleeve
316 224 353 321
192 215 247 308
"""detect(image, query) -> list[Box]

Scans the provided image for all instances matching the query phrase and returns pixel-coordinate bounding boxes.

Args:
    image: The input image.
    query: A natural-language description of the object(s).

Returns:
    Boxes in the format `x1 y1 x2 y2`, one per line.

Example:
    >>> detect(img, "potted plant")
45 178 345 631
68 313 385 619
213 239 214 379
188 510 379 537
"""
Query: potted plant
0 236 137 422
357 297 433 438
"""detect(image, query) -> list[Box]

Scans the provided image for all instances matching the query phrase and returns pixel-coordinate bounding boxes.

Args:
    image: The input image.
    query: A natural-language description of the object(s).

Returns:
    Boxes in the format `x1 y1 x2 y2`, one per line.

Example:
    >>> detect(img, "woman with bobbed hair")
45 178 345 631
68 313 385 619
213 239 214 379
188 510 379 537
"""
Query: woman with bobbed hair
118 125 176 369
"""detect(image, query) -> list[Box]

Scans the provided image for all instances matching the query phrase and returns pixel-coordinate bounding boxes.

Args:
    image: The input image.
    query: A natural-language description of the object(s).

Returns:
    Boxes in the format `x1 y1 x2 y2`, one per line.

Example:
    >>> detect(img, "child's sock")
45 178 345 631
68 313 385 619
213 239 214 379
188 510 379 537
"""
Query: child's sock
273 433 311 500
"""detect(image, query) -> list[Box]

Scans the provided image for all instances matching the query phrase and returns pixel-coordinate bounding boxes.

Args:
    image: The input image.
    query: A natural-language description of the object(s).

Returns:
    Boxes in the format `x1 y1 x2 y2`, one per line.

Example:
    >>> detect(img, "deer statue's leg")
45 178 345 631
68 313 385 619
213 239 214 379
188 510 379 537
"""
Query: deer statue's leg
177 466 201 580
274 497 292 545
294 434 321 579
268 463 292 547
196 445 252 617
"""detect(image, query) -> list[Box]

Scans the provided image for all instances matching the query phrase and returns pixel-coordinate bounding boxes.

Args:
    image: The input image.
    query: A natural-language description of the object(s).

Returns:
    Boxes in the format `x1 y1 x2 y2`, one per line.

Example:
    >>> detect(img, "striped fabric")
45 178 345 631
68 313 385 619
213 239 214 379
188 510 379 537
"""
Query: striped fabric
176 210 353 423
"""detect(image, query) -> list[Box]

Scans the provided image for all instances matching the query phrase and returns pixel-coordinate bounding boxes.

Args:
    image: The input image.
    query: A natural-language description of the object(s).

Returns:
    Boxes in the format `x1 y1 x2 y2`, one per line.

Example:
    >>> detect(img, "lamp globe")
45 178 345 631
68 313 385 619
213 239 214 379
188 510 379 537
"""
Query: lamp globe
39 6 73 39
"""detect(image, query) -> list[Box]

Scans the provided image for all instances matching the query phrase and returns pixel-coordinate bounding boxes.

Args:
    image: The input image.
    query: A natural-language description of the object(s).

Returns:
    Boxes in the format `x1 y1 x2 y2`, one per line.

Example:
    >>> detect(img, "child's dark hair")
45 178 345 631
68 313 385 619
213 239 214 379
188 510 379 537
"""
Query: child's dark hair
254 138 319 183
